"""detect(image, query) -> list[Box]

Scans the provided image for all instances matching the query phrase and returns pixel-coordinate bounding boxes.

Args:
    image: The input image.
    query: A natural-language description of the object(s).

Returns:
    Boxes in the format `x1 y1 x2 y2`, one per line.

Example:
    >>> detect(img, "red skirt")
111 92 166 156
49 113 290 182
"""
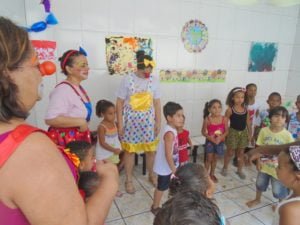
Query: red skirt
47 127 91 148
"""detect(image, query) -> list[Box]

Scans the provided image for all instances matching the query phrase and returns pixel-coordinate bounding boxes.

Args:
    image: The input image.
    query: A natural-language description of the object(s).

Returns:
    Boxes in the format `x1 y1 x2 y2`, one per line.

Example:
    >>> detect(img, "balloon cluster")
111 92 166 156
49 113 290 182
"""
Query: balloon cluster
26 0 58 32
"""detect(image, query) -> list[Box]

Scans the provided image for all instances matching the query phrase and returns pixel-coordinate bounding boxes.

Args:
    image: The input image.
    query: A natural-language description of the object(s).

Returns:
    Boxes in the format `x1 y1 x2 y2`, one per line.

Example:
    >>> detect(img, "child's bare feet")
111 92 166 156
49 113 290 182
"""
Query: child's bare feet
115 190 123 198
246 199 261 208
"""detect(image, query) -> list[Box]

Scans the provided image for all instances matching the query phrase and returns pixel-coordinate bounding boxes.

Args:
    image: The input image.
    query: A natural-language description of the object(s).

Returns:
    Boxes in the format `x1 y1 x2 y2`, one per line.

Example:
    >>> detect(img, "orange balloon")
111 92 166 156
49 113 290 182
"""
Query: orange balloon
39 61 56 76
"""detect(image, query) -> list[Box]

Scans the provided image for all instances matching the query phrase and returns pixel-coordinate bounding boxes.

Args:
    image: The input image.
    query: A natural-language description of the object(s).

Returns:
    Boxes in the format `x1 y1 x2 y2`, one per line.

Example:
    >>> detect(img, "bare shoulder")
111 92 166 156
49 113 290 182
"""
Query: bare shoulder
279 201 300 224
0 132 86 224
0 132 74 193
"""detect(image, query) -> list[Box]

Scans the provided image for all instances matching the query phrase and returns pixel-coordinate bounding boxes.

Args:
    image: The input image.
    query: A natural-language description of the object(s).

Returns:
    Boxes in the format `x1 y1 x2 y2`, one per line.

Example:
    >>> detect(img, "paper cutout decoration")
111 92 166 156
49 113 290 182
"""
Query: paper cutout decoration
248 42 278 72
159 69 226 83
31 40 56 61
181 19 208 53
105 36 153 75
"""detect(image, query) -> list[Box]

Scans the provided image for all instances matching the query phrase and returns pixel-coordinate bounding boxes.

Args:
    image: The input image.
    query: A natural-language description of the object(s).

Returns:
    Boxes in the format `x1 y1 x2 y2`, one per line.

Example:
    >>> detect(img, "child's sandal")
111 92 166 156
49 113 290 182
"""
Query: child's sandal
125 180 136 194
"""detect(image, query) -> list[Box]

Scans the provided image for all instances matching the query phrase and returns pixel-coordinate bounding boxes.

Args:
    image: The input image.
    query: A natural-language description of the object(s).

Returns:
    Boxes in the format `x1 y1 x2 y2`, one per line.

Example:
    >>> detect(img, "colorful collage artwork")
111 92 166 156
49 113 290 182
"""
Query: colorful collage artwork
159 69 226 83
248 42 278 72
105 36 153 75
31 40 56 61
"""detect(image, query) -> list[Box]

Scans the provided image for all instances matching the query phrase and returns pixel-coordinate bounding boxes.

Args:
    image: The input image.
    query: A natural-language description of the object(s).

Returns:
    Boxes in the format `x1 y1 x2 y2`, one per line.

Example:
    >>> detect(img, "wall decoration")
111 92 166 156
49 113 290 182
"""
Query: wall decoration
31 40 56 61
159 69 226 83
248 42 278 72
181 19 208 53
105 36 153 75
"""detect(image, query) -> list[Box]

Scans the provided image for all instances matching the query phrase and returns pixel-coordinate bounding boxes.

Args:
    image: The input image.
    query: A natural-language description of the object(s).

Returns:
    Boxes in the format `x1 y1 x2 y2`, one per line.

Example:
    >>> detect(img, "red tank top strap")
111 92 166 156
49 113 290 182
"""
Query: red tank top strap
0 124 45 168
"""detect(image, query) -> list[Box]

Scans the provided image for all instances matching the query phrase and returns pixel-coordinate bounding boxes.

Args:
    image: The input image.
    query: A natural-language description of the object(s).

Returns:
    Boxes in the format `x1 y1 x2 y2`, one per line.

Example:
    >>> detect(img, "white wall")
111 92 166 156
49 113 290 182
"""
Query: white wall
1 0 299 136
286 9 300 106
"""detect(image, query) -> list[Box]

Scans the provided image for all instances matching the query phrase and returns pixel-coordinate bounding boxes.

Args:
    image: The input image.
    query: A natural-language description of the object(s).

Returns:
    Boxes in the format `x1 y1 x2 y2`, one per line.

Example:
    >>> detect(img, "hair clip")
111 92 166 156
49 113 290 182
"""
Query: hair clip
289 146 300 170
79 46 88 56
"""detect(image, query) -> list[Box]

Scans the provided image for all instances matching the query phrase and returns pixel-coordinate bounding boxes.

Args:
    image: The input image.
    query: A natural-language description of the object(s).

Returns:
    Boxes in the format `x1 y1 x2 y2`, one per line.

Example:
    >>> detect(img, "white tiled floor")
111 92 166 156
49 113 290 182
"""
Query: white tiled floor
106 154 276 225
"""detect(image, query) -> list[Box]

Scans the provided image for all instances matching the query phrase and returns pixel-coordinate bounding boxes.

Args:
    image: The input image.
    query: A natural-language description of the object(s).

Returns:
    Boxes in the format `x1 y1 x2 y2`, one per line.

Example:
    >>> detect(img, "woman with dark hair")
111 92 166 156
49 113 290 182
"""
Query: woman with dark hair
0 17 118 225
116 50 161 193
45 49 92 147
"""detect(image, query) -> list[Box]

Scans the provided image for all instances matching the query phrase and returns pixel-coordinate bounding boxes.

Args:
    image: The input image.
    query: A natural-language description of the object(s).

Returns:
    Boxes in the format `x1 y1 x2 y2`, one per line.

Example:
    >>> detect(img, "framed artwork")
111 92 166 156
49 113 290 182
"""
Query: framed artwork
105 36 153 75
248 42 278 72
181 19 208 53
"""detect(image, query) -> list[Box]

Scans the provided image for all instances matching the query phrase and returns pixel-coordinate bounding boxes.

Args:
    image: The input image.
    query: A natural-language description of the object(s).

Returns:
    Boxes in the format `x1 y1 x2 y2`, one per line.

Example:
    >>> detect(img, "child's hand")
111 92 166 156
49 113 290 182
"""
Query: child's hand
215 136 222 145
114 148 122 155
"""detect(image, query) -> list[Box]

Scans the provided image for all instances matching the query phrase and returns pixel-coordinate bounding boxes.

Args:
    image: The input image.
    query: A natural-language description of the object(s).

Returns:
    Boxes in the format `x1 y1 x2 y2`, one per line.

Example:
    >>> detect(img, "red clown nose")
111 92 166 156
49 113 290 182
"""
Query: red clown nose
39 61 56 76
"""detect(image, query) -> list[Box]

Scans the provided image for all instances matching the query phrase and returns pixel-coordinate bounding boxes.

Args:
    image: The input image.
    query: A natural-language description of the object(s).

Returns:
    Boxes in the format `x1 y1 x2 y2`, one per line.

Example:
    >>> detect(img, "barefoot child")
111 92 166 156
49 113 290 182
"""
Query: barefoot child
221 87 252 179
246 107 294 208
95 99 123 197
202 99 228 183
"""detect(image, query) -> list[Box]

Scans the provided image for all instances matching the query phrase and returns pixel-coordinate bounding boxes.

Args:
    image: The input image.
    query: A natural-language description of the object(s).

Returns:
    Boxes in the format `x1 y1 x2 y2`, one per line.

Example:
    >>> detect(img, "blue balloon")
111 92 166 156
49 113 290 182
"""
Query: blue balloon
30 21 47 32
46 13 58 25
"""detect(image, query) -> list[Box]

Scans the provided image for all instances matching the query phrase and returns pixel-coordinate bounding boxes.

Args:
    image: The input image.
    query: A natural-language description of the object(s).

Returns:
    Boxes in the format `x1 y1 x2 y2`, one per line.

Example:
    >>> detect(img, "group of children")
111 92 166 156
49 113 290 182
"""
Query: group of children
150 84 300 225
60 83 300 225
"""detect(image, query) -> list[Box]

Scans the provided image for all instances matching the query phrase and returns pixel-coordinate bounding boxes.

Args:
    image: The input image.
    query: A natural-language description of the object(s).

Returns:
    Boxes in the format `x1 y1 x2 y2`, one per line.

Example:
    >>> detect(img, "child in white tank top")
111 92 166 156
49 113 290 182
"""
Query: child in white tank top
273 145 300 225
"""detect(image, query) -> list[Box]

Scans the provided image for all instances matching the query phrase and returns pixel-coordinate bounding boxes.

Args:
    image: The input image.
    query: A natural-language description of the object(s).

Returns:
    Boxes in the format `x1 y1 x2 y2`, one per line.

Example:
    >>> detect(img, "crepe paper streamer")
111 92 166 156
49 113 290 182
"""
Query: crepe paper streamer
271 0 300 6
41 0 51 13
39 61 56 76
79 47 88 56
27 13 58 32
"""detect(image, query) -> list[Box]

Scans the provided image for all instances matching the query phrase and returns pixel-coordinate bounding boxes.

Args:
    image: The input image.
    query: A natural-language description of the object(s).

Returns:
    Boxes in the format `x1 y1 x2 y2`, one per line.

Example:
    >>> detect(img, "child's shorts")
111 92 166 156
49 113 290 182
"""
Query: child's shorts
225 128 248 150
256 172 290 199
106 154 120 164
157 174 171 191
205 141 225 156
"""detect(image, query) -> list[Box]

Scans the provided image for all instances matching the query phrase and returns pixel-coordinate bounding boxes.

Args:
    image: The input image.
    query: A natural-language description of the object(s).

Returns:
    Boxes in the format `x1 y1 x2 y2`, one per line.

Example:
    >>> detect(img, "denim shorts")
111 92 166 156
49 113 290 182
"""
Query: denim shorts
157 174 171 191
205 141 225 156
256 172 290 199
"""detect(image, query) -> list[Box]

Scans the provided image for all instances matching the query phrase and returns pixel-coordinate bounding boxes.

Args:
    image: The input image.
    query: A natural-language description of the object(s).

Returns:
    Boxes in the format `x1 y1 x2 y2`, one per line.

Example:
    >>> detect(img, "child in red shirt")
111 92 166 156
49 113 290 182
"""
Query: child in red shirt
178 116 193 165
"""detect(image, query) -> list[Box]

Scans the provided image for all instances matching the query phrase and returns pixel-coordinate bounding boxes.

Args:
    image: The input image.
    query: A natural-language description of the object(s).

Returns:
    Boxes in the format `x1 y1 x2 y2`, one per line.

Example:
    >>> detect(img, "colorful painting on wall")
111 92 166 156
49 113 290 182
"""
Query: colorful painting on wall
105 36 153 75
31 40 56 61
159 69 226 83
248 42 278 72
181 19 208 53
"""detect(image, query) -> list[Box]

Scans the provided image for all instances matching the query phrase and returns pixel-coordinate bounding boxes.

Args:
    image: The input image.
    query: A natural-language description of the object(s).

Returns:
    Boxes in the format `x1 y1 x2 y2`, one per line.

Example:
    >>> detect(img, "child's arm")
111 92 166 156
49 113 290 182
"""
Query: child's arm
246 111 252 142
98 126 121 154
164 131 177 174
220 117 229 141
201 117 215 143
225 107 232 119
188 136 193 148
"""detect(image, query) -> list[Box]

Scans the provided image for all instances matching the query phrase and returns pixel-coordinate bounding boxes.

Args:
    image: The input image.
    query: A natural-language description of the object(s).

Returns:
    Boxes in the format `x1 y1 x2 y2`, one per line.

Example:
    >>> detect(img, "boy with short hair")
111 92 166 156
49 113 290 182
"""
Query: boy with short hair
151 102 184 215
246 106 294 208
